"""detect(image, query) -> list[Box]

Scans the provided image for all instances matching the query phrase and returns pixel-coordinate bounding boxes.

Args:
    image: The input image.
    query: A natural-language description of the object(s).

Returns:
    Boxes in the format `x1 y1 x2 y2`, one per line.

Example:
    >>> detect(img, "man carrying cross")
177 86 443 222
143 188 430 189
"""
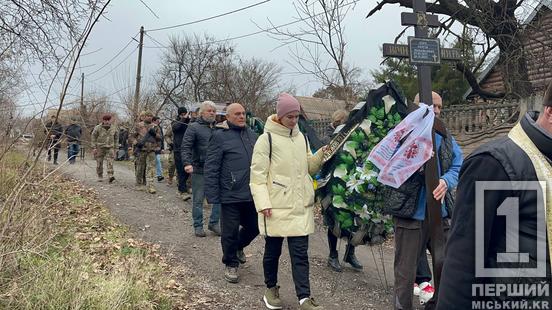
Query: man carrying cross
388 92 463 310
378 1 465 307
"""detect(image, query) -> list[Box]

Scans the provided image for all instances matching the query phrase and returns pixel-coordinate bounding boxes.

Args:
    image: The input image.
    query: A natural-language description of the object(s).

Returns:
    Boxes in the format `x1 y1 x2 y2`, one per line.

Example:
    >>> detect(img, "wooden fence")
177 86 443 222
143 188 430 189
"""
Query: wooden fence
306 95 544 155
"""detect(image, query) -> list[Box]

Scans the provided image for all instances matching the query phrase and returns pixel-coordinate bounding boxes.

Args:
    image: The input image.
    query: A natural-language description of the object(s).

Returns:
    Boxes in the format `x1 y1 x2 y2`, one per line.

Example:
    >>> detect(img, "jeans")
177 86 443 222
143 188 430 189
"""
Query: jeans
264 236 310 300
221 202 259 267
191 173 220 229
155 153 162 177
67 143 80 163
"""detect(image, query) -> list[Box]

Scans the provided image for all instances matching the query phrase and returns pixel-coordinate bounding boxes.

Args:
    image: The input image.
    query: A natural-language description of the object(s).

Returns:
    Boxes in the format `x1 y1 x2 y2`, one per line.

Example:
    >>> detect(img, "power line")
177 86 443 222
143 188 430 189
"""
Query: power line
139 0 160 19
89 46 138 83
145 0 361 49
146 0 271 32
144 32 166 49
86 35 138 77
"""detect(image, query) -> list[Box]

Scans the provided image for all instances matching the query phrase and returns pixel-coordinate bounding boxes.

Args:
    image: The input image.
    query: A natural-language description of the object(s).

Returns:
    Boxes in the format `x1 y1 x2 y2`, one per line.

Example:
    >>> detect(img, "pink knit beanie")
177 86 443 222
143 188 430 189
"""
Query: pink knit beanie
276 93 300 119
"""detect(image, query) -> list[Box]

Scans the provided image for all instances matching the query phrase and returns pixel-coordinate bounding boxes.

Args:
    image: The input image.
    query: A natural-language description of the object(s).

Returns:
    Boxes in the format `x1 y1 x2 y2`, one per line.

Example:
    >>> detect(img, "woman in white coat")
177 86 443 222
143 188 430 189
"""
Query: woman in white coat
250 93 327 310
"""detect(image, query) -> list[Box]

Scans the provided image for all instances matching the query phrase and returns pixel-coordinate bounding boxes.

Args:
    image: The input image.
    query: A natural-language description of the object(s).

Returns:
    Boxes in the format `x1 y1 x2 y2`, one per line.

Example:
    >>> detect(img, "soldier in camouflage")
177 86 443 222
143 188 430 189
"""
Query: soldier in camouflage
91 114 118 183
131 110 162 194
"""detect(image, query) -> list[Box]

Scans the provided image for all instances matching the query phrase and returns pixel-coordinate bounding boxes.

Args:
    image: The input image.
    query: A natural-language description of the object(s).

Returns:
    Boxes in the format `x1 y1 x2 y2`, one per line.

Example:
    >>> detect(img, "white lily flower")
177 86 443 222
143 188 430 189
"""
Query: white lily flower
343 141 358 159
356 165 378 181
333 164 348 180
382 95 396 114
359 119 371 136
346 173 364 193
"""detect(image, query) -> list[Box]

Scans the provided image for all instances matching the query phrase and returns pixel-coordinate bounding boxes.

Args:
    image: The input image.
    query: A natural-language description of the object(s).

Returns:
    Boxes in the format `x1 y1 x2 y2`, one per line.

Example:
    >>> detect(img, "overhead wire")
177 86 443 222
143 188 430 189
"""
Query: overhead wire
146 0 272 32
139 0 160 19
144 0 362 49
89 46 138 83
86 35 138 77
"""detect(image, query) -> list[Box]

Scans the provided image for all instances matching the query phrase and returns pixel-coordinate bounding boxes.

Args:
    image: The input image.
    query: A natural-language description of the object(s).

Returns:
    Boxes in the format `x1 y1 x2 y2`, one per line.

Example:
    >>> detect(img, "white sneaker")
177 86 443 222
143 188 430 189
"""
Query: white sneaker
418 282 435 305
413 283 421 296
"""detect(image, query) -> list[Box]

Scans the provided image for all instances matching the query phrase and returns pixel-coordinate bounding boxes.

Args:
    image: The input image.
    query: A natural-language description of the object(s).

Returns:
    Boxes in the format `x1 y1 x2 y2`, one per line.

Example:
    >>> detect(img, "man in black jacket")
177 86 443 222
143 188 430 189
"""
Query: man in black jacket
44 115 63 164
181 101 221 237
118 125 129 161
65 117 82 164
172 106 191 199
205 103 259 283
437 84 552 309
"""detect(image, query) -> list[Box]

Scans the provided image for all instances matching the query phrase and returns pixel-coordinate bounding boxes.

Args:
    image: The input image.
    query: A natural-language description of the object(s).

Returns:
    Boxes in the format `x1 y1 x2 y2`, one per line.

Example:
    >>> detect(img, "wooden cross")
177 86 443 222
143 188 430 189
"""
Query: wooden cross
382 0 460 304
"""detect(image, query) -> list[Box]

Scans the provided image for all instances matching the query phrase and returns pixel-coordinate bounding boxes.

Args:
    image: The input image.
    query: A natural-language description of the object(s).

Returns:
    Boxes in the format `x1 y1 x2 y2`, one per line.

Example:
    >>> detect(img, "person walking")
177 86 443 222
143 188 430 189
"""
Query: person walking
152 116 165 182
131 110 162 194
91 114 118 183
65 117 82 164
164 122 176 186
44 115 63 164
437 82 552 309
322 109 363 272
388 92 462 310
250 93 327 310
181 101 221 237
410 93 462 305
117 125 129 161
171 106 191 200
205 103 259 284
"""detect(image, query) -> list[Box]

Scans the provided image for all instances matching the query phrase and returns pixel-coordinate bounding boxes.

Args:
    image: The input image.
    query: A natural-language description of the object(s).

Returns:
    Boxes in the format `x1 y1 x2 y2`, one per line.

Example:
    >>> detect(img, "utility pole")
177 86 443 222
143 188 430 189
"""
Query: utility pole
134 26 145 118
80 72 84 109
80 72 88 129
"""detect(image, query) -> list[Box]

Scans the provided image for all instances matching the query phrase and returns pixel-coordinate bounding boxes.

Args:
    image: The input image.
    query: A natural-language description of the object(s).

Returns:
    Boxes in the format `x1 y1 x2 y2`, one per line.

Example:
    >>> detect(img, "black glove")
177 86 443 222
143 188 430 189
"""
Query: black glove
148 128 156 136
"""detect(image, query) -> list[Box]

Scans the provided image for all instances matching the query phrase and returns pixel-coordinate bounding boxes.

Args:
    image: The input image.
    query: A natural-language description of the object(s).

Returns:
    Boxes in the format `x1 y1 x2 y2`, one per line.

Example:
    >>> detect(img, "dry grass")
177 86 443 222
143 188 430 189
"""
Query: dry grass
0 152 182 309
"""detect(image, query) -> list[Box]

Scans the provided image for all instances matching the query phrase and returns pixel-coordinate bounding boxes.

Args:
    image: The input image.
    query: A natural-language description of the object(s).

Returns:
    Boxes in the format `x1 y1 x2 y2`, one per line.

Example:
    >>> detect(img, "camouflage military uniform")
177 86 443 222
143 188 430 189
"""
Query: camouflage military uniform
131 120 162 192
91 124 118 180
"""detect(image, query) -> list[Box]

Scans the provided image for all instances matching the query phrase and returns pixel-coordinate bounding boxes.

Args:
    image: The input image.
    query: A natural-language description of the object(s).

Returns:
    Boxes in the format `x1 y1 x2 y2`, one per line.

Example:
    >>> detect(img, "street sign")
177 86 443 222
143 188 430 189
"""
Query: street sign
382 43 461 61
408 37 441 65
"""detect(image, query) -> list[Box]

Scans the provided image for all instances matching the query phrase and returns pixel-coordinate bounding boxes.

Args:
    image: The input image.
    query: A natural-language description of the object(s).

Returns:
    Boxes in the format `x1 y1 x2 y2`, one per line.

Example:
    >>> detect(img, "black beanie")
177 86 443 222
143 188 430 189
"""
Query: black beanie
178 106 188 115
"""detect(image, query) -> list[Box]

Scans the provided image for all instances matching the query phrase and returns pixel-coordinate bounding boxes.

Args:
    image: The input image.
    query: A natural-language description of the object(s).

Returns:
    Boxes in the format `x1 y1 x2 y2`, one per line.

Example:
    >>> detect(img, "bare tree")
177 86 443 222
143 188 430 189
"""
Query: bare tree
367 0 546 99
158 34 233 104
119 84 160 123
263 0 361 107
0 0 103 69
207 57 282 116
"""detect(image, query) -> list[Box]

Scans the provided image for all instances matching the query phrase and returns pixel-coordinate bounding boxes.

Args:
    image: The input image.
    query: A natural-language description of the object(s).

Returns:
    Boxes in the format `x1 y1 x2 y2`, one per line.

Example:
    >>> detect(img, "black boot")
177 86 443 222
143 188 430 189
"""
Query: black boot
327 255 342 272
344 245 363 270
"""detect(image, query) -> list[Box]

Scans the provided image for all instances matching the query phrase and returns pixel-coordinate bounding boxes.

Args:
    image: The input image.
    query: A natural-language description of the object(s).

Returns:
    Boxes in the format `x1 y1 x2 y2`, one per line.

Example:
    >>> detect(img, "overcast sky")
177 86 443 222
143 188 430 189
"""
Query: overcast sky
21 0 415 115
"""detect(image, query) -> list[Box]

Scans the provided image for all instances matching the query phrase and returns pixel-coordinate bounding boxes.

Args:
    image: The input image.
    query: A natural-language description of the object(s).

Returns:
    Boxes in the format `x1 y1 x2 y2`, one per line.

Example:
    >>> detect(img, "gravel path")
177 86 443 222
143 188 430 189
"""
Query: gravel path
59 157 397 309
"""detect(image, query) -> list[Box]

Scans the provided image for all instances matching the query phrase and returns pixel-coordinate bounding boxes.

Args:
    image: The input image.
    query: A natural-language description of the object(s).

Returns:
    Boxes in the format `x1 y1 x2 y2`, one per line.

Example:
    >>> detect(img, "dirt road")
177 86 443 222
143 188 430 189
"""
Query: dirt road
59 157 397 309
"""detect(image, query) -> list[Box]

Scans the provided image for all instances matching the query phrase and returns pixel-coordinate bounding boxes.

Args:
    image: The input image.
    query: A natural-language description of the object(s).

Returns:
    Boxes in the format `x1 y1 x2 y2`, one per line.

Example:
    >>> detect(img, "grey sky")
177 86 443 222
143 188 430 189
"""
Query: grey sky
22 0 413 115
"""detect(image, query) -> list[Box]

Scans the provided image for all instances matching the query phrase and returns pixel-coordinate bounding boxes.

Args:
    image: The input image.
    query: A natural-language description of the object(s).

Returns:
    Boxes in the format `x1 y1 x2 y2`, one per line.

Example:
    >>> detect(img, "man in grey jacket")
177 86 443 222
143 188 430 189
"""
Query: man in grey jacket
181 101 221 237
205 103 259 283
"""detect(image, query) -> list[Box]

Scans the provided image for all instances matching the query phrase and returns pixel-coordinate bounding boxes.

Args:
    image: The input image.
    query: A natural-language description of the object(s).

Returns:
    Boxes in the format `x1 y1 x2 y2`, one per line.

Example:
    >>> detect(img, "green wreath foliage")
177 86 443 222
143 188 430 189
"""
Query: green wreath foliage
327 101 403 245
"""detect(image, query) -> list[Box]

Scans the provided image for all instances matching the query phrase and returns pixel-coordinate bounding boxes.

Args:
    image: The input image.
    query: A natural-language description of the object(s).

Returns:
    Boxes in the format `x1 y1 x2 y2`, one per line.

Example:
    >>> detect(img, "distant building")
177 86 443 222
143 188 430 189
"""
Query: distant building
295 96 347 120
464 0 552 101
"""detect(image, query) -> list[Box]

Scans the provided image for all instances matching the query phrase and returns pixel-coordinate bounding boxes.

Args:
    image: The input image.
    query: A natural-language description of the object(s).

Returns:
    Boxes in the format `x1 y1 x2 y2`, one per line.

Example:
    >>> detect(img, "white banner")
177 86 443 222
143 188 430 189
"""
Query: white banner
368 103 435 188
